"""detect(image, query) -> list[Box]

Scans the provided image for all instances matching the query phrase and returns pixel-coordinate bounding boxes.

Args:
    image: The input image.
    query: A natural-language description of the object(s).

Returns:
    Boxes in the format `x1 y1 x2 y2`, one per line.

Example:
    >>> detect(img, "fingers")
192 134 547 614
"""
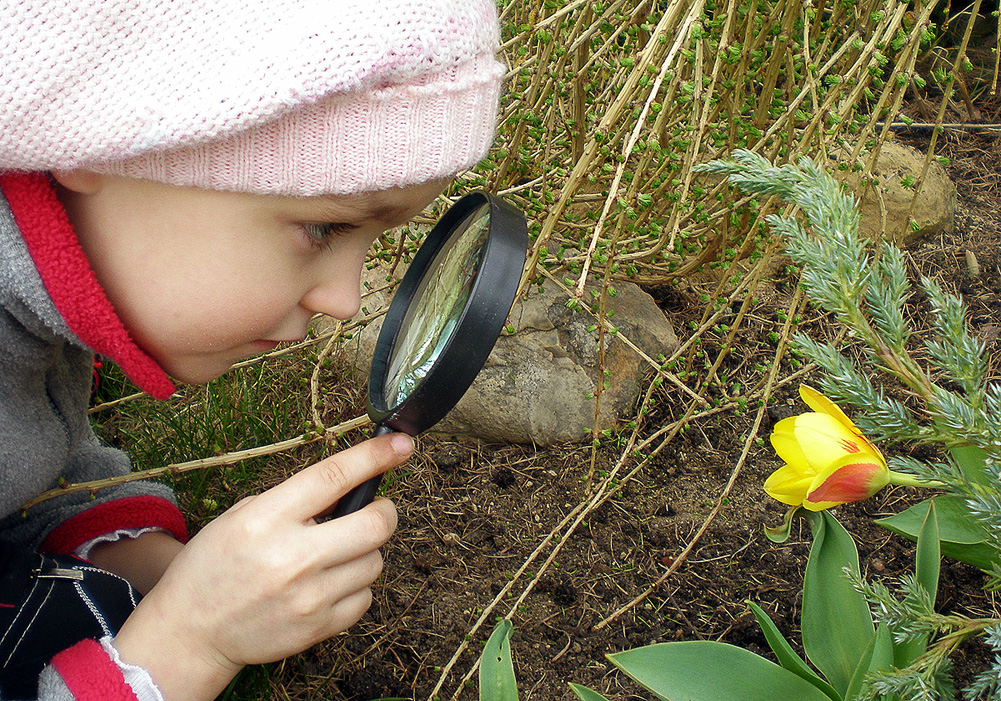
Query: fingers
308 497 398 568
116 437 411 680
246 547 384 652
261 433 413 521
326 587 374 637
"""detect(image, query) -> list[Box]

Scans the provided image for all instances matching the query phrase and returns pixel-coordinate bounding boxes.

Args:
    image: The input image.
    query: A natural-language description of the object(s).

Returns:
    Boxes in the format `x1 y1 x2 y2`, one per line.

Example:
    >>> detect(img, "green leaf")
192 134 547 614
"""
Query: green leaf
915 500 942 598
895 500 941 668
845 624 894 701
608 642 834 701
764 505 800 543
871 624 895 670
877 496 1001 572
480 620 519 701
950 444 989 486
802 510 875 698
568 683 611 701
748 602 840 701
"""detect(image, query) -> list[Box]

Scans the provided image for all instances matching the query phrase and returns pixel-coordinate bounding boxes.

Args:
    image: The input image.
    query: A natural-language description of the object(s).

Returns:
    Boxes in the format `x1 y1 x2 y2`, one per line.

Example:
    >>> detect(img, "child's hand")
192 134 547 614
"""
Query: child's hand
111 432 413 701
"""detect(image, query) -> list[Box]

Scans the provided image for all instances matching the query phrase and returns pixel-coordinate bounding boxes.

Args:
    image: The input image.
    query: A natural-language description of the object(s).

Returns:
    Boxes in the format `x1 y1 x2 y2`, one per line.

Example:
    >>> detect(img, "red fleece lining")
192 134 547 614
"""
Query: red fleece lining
41 496 189 555
0 171 175 400
51 639 139 701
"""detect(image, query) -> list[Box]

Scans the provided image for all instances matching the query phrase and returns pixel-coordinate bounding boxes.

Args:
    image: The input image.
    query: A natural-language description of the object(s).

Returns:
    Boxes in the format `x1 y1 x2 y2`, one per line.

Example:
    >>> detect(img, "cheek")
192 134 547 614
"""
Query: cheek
127 276 292 354
186 287 293 336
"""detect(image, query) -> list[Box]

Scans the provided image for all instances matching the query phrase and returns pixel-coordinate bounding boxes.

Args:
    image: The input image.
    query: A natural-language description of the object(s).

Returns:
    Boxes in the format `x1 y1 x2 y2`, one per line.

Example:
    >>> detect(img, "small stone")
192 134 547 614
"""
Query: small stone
831 141 956 246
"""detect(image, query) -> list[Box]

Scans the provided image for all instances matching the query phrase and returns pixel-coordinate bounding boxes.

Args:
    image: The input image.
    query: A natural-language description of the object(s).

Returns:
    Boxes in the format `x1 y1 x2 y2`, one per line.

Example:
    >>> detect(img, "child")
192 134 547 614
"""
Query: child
0 1 505 698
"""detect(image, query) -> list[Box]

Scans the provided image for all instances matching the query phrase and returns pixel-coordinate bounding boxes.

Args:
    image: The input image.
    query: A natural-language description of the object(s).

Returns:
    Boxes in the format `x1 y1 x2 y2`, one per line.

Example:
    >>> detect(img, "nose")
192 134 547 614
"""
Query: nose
299 271 363 321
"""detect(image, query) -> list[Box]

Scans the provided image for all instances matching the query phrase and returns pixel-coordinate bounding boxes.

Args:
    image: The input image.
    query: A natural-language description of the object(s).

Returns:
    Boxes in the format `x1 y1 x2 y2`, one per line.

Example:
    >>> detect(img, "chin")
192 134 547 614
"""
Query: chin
161 361 234 386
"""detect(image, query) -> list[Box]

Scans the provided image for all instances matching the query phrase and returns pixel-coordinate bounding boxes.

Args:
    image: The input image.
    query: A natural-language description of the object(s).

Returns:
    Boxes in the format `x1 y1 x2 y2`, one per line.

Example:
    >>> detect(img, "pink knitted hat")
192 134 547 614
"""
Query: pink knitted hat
0 0 505 196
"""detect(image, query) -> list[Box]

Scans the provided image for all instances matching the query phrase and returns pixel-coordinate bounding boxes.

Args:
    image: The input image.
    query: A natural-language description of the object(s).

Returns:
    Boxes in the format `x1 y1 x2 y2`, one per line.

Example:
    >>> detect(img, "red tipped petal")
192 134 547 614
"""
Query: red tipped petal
805 456 889 508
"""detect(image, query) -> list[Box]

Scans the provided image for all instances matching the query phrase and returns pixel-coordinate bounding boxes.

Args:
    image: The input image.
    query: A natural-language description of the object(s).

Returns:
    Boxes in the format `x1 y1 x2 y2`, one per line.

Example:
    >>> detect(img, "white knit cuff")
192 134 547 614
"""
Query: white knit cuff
74 527 165 560
101 636 165 701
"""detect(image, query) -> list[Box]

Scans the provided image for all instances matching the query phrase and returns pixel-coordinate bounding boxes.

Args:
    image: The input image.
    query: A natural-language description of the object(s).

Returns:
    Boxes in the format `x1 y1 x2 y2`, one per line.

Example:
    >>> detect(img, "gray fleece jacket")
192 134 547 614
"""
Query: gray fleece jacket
0 172 187 699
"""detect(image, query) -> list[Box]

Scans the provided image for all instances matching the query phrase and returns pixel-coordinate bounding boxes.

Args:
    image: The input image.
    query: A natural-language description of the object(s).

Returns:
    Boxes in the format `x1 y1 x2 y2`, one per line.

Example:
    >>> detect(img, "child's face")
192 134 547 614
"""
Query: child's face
54 172 445 384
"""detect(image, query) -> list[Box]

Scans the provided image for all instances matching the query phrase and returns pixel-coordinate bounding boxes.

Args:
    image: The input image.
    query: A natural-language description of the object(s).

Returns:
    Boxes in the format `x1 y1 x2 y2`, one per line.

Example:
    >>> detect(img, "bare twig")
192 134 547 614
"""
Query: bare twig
20 415 371 512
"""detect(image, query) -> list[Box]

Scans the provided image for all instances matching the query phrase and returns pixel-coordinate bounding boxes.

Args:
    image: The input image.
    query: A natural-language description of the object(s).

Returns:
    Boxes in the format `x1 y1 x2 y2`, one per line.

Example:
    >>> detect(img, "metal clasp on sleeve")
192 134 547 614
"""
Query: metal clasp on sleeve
31 566 85 581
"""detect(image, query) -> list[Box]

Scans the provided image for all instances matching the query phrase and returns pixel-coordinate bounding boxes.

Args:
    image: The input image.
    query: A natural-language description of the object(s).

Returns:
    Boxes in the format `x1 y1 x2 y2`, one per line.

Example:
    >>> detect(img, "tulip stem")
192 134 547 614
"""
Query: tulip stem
887 470 946 489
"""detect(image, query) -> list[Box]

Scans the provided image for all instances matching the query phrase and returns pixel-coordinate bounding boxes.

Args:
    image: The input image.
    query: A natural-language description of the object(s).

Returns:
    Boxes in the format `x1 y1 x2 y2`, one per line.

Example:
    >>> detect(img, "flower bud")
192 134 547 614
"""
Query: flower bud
764 385 888 511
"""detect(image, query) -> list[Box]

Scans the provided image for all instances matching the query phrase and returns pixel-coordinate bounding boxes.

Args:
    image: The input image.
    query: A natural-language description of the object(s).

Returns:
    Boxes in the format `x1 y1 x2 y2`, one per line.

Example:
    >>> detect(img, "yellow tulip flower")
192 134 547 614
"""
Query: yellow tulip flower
765 385 891 511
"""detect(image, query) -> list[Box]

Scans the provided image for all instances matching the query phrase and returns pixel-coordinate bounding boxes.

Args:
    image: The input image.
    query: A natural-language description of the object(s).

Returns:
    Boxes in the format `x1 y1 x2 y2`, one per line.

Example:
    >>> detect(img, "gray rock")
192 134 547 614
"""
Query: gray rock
831 141 956 245
338 271 677 446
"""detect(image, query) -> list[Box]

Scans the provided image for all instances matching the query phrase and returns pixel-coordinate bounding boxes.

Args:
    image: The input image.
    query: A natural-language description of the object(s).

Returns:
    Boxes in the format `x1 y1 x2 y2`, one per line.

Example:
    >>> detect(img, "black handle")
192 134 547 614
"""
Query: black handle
328 424 394 518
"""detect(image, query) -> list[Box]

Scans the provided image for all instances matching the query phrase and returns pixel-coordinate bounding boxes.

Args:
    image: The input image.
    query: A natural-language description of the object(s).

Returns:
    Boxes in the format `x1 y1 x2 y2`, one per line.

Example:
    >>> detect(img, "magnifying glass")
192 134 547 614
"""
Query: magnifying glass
330 191 528 518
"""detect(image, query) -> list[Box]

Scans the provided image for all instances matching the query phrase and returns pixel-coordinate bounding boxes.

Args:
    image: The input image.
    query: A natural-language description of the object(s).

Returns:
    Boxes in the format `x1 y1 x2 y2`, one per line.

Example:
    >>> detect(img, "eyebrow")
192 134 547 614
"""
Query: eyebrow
364 201 414 226
307 198 416 228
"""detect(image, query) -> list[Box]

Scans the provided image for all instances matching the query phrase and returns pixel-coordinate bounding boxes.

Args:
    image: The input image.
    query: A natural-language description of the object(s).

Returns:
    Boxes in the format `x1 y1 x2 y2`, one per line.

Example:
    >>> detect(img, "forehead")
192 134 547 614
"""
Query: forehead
284 181 446 225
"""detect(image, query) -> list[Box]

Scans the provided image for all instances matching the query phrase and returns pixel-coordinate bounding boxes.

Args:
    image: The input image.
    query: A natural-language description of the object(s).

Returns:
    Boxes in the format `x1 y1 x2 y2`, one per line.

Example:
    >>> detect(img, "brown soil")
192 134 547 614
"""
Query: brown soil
158 106 1001 699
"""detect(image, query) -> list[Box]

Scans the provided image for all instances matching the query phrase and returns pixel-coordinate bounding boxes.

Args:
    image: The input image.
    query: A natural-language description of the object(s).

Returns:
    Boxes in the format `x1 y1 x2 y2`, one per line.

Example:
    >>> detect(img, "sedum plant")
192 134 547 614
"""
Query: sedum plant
488 0 947 290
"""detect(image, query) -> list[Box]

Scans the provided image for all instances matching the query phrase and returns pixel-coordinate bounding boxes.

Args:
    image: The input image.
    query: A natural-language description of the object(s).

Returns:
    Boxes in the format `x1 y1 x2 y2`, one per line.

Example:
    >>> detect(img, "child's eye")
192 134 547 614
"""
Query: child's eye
304 222 355 250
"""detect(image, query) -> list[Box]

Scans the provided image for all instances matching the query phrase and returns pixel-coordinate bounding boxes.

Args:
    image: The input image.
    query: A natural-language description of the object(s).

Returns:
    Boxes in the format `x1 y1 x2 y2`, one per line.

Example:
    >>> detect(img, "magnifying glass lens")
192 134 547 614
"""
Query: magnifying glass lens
384 203 491 406
331 192 526 519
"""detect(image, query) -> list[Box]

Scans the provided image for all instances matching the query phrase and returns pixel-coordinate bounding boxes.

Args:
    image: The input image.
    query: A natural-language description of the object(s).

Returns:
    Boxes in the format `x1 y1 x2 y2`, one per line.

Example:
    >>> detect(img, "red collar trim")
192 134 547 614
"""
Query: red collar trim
0 172 175 400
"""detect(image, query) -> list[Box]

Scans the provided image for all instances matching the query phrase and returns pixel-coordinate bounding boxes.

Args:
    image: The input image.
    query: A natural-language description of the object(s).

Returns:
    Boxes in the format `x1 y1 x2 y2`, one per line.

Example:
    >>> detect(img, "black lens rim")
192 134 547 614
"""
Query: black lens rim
366 191 527 435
